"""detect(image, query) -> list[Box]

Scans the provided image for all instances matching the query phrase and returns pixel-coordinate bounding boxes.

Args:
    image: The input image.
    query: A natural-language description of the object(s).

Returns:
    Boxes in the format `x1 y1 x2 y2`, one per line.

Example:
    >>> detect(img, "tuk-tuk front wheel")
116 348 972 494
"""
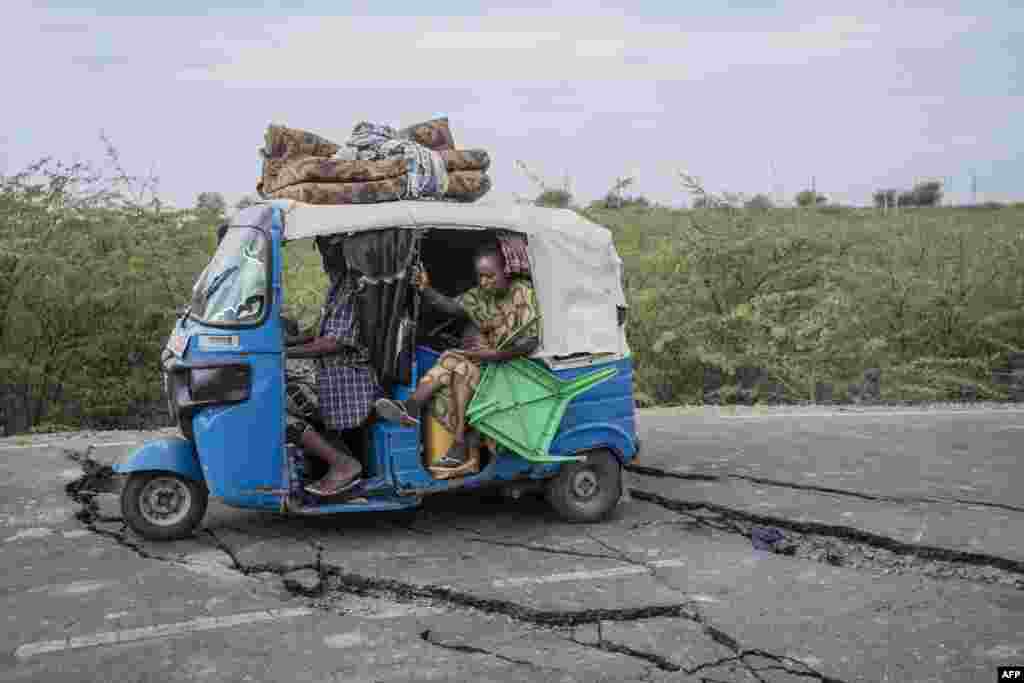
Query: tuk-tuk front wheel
545 449 622 523
121 472 208 541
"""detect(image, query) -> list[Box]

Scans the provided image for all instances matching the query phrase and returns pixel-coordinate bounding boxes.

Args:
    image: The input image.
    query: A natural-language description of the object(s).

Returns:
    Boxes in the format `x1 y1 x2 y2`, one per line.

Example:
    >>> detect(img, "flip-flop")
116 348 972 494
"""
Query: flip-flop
374 398 420 427
438 440 469 468
304 476 364 498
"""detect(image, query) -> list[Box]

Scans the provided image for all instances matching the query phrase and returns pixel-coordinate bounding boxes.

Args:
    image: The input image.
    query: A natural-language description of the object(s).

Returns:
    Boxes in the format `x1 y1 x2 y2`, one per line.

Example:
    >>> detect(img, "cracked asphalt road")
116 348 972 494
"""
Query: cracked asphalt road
2 406 1024 682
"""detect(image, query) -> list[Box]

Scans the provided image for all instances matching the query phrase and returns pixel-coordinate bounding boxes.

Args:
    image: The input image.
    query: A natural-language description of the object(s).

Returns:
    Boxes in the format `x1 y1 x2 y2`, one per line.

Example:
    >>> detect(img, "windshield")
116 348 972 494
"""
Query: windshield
190 227 270 326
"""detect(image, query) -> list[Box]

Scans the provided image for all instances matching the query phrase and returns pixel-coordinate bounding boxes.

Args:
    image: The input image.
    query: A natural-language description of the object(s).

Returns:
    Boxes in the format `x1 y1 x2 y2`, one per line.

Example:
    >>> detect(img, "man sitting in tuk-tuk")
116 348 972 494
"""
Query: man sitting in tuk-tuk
284 236 382 496
375 243 540 466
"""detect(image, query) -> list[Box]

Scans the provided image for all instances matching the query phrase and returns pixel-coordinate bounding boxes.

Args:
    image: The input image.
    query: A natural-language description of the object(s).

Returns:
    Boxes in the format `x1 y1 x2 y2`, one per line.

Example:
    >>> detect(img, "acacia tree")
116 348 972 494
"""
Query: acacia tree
515 160 574 208
235 194 259 210
196 191 227 214
795 189 827 207
873 189 898 209
744 194 774 210
603 176 635 209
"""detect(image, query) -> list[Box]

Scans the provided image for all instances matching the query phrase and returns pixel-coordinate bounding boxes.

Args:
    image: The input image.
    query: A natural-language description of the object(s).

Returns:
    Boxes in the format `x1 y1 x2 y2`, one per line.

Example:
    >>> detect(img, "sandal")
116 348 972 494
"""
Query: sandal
437 439 469 468
374 398 421 427
305 477 363 498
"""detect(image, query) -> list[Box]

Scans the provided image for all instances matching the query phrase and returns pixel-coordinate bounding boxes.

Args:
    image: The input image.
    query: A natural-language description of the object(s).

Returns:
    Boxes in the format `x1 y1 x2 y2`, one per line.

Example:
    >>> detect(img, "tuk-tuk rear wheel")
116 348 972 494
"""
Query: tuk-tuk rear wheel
545 449 622 523
121 472 208 541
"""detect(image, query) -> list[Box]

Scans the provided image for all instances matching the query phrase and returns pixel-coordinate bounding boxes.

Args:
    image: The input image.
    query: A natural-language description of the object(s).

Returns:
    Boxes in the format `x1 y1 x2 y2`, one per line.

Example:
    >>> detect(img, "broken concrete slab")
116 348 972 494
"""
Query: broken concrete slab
282 568 322 596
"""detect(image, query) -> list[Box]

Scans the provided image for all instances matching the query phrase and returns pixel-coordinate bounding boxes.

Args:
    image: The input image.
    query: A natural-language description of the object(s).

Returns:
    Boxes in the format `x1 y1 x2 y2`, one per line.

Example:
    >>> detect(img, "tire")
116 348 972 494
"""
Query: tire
121 472 208 541
545 449 622 523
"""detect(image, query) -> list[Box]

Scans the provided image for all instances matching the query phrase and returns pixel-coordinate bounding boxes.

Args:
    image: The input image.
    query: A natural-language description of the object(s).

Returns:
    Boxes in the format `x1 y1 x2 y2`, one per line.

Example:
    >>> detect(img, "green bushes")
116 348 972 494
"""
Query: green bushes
0 151 217 432
2 148 1022 433
581 200 1024 405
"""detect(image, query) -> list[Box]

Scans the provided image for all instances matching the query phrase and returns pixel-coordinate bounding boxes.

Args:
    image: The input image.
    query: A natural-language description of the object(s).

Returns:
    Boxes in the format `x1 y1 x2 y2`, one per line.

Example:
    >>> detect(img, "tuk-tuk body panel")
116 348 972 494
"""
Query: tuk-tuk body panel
190 352 286 508
547 356 638 463
390 349 636 492
113 436 204 482
292 498 419 514
370 420 414 487
173 209 287 510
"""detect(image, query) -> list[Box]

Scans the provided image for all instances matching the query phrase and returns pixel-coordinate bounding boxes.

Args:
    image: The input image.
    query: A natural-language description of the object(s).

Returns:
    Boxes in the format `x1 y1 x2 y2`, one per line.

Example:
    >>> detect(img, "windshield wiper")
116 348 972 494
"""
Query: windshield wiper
201 265 239 303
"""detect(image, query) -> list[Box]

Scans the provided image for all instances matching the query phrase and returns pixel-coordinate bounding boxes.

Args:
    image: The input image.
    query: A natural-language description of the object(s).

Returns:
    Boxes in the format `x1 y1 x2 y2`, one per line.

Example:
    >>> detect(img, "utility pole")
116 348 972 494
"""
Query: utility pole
970 169 977 205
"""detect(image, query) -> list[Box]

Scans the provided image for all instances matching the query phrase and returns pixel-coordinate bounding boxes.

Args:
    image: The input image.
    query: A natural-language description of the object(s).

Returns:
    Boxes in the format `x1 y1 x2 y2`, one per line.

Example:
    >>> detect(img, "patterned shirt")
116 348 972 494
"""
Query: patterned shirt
316 276 382 430
457 277 541 350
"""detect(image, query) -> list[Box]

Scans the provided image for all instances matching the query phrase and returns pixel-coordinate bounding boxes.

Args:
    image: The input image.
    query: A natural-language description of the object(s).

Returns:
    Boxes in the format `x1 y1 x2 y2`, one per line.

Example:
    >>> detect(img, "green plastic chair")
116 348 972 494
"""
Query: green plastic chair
466 358 618 463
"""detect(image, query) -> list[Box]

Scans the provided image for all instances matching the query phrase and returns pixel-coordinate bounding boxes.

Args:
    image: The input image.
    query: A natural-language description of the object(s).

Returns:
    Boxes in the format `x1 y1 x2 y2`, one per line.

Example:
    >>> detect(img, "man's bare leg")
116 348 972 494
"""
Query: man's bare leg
299 428 362 494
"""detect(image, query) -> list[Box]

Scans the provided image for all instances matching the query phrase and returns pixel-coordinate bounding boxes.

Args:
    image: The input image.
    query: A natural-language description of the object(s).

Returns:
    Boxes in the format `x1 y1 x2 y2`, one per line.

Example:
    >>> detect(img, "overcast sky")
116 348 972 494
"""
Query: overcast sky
3 1 1021 208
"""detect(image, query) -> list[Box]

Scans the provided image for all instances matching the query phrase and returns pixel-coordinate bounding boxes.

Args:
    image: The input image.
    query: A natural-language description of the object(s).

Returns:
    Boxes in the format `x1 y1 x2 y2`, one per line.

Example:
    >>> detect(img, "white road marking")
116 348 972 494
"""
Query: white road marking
0 440 140 451
324 631 367 649
4 527 54 542
492 558 688 587
62 530 92 539
1 508 72 528
14 607 314 659
27 580 114 596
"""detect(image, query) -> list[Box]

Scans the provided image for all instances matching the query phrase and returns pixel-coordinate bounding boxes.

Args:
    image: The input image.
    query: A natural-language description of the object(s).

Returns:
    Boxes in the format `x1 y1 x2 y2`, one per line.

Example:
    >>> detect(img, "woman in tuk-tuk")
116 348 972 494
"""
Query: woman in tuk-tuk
376 241 540 467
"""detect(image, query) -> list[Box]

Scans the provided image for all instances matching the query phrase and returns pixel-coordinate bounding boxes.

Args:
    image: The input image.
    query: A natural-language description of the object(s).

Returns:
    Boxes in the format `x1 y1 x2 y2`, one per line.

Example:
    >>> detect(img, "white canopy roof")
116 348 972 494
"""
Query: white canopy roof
269 199 629 358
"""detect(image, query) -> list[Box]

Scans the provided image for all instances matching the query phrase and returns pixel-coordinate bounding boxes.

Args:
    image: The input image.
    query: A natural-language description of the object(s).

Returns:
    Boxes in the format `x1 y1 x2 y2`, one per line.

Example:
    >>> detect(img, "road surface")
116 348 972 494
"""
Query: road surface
2 405 1023 682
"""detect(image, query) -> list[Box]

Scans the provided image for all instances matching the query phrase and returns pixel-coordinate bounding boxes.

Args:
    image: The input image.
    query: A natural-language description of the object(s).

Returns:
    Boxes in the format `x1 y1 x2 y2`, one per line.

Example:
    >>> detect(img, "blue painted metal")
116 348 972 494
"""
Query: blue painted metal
547 357 639 464
185 206 287 510
113 437 204 482
391 347 637 493
292 497 419 514
375 419 425 491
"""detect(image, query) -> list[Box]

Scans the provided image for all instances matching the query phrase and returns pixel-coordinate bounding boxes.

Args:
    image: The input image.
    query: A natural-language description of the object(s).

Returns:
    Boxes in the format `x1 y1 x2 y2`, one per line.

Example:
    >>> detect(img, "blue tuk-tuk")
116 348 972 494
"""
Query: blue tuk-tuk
114 200 639 540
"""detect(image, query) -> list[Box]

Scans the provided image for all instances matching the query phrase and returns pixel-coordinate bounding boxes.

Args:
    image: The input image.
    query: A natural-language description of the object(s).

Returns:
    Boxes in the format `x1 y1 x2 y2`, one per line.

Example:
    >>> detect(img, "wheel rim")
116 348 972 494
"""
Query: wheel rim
139 477 192 527
571 468 600 501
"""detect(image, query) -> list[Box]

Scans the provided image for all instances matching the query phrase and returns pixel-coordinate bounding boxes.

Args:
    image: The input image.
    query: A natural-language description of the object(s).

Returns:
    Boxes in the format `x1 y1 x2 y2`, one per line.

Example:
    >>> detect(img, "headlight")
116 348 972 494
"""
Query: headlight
189 368 220 402
188 365 251 404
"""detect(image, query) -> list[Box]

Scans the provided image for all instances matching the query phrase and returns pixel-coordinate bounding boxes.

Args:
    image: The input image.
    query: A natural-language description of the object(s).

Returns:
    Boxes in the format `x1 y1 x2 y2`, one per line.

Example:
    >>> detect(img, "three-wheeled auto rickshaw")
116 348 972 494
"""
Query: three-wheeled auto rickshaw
114 199 639 540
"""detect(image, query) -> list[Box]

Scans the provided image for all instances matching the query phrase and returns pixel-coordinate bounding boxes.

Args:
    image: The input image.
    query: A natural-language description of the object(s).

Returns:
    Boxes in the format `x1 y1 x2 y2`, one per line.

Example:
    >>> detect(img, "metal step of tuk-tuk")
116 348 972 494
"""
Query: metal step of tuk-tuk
291 497 418 514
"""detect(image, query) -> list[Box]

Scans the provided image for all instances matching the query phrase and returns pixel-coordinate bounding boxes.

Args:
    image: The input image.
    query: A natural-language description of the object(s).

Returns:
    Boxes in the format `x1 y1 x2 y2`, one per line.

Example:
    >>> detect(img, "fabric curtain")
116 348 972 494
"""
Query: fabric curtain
342 228 421 391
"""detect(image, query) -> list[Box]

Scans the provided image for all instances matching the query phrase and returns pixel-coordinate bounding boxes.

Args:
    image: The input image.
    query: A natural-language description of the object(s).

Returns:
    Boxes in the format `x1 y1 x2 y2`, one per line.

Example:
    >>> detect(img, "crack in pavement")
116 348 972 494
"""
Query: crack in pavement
573 533 845 682
317 569 702 627
63 447 188 565
626 463 1024 515
420 629 556 672
62 449 847 681
630 488 1024 588
449 523 649 566
564 612 845 682
568 633 682 672
685 650 845 682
